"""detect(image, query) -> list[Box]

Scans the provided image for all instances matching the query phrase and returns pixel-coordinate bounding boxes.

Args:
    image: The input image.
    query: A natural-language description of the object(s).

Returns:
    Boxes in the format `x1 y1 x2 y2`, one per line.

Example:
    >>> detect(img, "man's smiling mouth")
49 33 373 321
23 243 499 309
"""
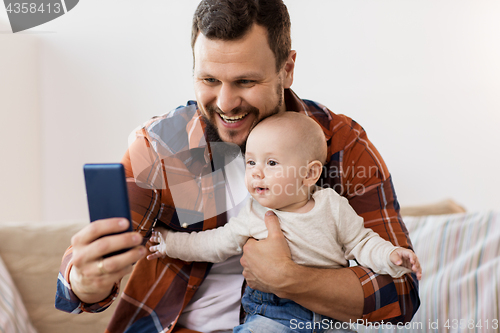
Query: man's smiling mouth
219 113 249 123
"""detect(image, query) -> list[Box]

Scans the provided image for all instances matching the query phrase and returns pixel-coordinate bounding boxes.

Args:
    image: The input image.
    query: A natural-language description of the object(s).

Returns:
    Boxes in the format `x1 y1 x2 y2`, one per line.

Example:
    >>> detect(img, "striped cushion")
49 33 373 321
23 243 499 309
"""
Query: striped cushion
357 211 500 332
0 255 37 333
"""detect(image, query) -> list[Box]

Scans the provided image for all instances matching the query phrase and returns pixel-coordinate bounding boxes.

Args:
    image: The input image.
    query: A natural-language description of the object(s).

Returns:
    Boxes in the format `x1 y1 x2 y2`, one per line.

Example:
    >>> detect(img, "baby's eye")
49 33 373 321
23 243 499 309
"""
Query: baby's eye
246 160 255 166
268 160 278 166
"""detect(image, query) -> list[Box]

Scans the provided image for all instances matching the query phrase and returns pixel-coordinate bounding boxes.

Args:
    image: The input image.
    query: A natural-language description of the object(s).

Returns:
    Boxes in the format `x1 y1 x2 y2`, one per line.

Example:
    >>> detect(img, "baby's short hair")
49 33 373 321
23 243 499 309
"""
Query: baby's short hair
253 112 327 165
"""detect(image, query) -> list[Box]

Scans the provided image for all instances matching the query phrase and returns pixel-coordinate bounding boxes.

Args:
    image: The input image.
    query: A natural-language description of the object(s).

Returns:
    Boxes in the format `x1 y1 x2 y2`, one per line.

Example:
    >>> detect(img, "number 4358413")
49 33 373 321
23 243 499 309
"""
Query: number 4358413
6 3 62 14
444 319 498 330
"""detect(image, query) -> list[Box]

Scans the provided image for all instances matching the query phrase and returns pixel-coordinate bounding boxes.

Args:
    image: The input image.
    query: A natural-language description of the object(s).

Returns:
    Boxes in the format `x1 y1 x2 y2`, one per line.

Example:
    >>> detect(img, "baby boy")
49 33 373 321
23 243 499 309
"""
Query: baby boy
148 112 422 333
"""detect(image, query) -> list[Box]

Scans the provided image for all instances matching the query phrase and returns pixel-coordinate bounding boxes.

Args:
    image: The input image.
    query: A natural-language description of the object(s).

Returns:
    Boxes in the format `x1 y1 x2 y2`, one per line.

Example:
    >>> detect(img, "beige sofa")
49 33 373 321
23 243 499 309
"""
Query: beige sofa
3 200 499 333
0 220 121 333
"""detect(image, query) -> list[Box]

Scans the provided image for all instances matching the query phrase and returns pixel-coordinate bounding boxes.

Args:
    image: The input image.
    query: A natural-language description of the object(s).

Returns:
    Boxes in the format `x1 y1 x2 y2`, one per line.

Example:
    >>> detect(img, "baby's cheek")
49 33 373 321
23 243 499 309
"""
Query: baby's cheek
244 175 253 192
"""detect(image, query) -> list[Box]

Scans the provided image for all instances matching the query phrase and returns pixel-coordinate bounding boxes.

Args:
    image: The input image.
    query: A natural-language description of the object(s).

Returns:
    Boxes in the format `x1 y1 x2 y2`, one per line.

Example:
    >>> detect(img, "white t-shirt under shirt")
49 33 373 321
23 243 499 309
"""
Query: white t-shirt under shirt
175 254 244 332
177 154 248 332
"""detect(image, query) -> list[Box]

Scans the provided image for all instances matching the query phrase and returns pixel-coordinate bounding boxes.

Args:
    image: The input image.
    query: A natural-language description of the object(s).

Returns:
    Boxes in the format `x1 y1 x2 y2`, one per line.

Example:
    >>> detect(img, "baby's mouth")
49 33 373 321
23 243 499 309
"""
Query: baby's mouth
255 186 269 195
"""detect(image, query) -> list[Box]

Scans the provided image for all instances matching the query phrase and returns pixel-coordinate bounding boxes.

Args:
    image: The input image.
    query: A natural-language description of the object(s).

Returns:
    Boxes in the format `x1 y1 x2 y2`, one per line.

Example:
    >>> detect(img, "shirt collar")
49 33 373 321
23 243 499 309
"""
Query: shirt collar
284 88 309 113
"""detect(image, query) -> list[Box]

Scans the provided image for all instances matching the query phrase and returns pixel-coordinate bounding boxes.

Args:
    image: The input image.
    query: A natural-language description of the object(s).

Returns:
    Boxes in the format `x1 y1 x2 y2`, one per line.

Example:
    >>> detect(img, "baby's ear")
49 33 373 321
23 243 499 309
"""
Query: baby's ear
303 160 323 186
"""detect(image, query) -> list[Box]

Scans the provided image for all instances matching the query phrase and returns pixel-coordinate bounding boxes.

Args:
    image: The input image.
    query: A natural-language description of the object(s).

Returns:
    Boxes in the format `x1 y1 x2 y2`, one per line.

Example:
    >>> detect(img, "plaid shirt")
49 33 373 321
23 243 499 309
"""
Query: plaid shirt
56 89 420 332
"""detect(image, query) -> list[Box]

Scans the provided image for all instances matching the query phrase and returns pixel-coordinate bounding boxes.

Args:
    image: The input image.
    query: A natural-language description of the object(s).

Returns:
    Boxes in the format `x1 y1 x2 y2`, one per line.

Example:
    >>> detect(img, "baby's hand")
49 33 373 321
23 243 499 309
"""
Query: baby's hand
147 227 168 260
390 248 422 280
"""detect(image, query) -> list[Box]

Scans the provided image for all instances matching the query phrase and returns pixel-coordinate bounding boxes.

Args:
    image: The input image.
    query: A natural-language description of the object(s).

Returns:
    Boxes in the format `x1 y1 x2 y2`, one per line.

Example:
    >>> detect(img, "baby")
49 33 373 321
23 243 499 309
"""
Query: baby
147 112 422 333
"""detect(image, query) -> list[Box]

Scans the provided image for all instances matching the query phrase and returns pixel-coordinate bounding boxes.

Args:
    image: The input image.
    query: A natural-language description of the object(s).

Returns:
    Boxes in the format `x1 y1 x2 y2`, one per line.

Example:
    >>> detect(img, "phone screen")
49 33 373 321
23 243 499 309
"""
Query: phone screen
83 163 133 257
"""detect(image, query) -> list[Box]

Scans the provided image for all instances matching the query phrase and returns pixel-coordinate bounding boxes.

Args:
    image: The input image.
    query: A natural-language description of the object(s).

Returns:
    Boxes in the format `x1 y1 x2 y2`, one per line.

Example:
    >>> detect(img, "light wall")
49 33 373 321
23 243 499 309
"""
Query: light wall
0 0 498 223
289 0 500 211
0 20 41 222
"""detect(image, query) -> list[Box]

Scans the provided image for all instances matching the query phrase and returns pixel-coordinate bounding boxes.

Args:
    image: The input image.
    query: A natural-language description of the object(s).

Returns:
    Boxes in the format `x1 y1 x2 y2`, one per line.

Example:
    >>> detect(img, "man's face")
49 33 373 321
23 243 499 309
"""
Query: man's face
193 24 295 147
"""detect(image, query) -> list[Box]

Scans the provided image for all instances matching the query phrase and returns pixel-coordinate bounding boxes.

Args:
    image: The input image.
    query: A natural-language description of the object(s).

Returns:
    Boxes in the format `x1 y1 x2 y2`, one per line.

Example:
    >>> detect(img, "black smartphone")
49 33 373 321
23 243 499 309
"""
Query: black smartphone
83 163 133 258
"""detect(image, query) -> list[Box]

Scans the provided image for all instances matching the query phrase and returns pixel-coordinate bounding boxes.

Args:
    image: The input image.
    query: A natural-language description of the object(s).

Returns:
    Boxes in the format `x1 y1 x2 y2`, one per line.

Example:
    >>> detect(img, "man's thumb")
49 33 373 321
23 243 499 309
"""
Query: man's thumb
264 211 282 237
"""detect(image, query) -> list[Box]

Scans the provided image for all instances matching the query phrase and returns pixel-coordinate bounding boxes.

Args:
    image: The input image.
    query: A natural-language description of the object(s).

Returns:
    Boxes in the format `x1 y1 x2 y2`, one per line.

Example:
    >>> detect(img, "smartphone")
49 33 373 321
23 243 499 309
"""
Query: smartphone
83 163 133 257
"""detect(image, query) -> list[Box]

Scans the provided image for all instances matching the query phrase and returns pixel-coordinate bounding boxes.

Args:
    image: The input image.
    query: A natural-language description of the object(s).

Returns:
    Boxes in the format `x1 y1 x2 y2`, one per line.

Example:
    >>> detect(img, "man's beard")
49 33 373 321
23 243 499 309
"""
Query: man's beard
201 102 281 158
201 113 245 159
203 104 259 151
201 82 284 157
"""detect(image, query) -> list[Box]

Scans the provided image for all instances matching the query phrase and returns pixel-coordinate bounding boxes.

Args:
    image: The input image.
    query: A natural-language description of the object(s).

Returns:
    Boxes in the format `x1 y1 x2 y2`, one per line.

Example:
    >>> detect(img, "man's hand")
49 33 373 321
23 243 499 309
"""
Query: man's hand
241 211 364 322
69 218 146 304
240 210 294 296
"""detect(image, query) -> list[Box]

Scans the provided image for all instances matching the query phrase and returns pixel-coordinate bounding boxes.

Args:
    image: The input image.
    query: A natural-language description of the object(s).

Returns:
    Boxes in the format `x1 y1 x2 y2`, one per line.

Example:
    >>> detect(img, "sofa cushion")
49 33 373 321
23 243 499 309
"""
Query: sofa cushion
0 220 123 333
357 211 500 332
0 255 38 333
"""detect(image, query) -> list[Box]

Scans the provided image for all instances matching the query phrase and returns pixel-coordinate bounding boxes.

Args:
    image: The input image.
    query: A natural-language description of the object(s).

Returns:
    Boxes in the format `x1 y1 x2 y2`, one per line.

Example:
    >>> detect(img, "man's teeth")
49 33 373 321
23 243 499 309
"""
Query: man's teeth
219 113 248 123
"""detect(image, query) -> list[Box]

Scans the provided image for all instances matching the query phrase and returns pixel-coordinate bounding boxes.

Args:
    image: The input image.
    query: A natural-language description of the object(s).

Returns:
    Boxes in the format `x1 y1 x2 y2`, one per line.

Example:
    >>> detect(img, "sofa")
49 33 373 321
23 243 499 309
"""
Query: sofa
356 208 500 333
0 201 498 333
0 219 127 333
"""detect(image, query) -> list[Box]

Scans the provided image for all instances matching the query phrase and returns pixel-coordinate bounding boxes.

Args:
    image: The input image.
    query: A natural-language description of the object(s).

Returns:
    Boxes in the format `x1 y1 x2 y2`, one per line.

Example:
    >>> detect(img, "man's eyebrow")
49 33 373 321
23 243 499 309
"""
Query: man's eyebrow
194 71 264 80
194 71 212 78
233 72 264 80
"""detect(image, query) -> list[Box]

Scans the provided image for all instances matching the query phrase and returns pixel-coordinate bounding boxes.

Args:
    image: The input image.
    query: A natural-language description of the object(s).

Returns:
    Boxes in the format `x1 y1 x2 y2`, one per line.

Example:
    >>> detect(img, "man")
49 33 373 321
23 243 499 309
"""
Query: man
55 1 420 332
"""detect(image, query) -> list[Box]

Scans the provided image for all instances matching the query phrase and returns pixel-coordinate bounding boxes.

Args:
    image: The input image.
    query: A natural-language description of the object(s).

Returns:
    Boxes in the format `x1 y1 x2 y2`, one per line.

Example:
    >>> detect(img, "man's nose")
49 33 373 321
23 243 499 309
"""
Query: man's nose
217 84 241 113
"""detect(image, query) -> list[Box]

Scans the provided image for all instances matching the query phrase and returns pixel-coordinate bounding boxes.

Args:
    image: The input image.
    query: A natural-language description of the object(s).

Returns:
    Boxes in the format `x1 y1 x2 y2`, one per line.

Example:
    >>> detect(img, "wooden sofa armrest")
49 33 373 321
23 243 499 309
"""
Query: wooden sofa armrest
400 199 466 217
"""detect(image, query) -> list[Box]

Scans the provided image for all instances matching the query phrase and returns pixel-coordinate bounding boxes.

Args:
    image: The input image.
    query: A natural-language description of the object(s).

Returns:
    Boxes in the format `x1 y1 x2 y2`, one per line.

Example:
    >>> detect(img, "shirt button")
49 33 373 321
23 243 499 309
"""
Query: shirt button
182 223 188 228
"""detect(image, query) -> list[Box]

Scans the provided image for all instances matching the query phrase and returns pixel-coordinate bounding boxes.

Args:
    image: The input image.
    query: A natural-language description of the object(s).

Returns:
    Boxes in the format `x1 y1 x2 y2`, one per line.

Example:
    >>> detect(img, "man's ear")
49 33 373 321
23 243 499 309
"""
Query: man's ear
282 50 296 89
303 160 323 187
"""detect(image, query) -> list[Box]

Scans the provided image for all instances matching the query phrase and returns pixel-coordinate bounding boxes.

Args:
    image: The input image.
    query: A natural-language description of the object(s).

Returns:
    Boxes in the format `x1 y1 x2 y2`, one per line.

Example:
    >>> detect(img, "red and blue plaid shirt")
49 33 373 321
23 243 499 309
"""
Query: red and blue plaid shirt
56 89 420 332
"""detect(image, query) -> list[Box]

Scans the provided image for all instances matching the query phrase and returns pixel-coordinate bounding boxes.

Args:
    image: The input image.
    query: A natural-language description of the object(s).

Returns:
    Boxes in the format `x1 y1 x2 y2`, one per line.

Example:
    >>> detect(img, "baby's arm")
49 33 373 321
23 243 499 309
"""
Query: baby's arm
337 196 421 279
146 213 250 263
389 247 422 280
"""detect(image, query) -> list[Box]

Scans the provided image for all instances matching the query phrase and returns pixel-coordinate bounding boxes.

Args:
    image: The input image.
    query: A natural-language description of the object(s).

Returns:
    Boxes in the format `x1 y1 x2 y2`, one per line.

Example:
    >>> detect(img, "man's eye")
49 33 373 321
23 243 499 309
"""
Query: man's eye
203 78 218 84
238 80 255 86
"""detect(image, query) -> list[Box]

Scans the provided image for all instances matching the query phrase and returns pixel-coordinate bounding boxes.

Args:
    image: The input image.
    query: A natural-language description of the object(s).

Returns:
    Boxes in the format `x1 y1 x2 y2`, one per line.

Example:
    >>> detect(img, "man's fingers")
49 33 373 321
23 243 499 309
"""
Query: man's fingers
72 218 131 246
70 244 143 296
263 211 283 238
71 231 144 272
90 232 143 259
68 221 145 304
100 246 145 273
240 238 257 267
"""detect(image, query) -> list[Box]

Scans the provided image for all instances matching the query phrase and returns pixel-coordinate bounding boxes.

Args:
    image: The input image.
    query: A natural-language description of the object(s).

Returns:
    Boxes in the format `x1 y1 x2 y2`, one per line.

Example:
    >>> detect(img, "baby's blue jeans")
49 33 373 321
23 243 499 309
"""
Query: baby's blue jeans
233 287 357 333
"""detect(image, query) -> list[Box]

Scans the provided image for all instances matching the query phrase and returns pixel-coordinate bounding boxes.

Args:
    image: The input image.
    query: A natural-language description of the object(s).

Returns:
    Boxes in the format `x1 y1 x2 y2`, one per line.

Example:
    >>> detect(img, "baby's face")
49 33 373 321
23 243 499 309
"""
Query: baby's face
244 125 310 212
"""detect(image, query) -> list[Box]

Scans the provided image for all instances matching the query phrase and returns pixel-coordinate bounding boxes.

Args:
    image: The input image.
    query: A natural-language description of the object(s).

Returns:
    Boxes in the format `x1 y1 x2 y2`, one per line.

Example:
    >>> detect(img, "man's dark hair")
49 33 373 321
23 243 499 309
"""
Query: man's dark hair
191 0 291 72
